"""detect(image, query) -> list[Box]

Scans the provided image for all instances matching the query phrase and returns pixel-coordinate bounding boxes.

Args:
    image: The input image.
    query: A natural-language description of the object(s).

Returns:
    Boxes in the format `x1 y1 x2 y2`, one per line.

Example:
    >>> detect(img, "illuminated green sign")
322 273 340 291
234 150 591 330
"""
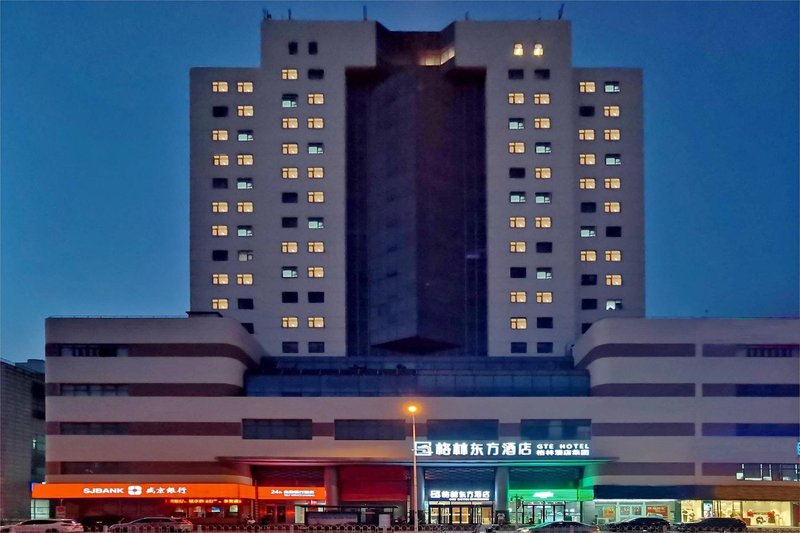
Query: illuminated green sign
509 488 594 502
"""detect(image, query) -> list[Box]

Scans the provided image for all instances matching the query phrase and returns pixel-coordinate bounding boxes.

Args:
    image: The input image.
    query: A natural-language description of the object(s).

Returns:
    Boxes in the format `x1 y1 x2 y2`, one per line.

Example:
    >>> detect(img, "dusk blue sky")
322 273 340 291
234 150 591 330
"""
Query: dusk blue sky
1 1 798 362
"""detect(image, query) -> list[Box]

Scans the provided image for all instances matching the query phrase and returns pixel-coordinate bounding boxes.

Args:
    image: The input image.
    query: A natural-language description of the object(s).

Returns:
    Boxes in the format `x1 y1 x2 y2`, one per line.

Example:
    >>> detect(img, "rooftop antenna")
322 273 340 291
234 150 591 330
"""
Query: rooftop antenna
363 5 367 21
465 11 470 20
558 3 565 20
288 8 292 20
263 9 272 20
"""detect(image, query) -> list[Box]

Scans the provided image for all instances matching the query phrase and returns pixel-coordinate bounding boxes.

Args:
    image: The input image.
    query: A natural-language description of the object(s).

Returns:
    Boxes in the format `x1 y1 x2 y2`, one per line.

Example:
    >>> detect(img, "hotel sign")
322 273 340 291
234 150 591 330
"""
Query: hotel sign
413 441 590 459
429 489 492 503
259 487 326 500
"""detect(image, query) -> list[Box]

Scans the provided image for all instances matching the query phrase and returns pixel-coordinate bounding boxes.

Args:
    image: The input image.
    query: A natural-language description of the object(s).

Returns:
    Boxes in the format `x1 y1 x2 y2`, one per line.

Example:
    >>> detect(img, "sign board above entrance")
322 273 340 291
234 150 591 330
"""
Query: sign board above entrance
413 441 591 459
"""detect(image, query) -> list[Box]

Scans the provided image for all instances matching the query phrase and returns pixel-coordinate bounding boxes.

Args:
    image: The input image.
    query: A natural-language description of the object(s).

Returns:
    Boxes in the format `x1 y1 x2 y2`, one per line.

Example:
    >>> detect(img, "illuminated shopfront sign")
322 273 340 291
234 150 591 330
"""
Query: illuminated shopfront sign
167 499 242 504
31 483 255 499
413 441 590 458
429 489 493 503
510 489 594 502
257 487 326 500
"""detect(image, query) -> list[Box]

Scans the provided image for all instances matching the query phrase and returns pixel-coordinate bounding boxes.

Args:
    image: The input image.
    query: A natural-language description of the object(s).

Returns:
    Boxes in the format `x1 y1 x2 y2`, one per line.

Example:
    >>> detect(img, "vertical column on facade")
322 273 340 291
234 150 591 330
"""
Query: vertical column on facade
495 466 509 523
324 466 340 506
415 466 426 523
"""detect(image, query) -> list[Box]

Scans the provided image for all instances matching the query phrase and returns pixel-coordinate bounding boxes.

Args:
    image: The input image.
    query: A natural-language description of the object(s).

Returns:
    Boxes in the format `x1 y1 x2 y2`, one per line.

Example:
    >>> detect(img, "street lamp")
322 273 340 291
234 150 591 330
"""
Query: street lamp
406 404 419 533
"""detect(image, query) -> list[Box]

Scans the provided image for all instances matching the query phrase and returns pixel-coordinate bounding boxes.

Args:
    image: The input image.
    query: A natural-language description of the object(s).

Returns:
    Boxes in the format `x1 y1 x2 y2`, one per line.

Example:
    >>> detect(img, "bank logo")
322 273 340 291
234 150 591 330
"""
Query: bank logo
127 485 143 496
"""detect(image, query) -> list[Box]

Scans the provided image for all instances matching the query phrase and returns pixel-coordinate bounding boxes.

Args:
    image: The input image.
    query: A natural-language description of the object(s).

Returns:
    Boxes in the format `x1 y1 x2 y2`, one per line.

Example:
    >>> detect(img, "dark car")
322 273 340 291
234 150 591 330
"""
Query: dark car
675 518 746 532
607 517 671 532
80 516 126 530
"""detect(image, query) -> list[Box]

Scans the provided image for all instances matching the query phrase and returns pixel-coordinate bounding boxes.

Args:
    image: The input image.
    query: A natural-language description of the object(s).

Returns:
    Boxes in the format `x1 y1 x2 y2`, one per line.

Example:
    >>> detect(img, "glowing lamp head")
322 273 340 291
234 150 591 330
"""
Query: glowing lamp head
406 404 418 414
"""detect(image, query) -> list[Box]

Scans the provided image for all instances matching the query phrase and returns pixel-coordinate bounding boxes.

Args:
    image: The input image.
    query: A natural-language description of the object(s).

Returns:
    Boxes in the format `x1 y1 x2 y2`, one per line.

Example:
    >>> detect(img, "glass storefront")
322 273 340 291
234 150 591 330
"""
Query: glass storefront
679 500 794 527
429 505 494 525
595 501 676 524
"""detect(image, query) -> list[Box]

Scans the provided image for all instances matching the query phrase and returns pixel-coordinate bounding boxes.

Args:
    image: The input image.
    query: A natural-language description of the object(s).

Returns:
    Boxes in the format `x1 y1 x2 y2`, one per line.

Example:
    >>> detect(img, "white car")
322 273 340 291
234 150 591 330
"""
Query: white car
108 518 193 532
518 521 600 533
1 519 84 533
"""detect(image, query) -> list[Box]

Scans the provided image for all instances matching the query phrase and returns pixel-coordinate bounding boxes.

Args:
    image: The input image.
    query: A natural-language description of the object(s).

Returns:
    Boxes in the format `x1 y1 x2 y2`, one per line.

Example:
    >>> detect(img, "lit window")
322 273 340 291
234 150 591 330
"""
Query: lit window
308 316 325 328
211 201 228 213
604 129 621 141
604 201 622 213
307 93 325 105
533 43 544 56
509 118 525 130
211 225 228 237
282 167 299 179
237 225 253 237
237 201 254 213
282 143 299 155
534 93 550 105
536 291 553 304
510 241 527 253
282 118 299 129
307 118 324 129
536 268 552 280
580 250 597 262
281 69 298 80
237 105 254 117
513 43 524 56
308 241 325 253
535 143 551 154
308 143 325 154
606 299 623 310
534 193 551 204
605 250 622 262
509 216 526 228
308 217 325 229
282 94 298 108
606 274 623 287
579 154 596 166
604 81 620 93
237 81 254 93
605 154 621 166
535 217 552 228
237 178 253 190
212 273 229 285
238 130 254 142
307 191 325 203
579 81 596 93
580 226 597 238
213 154 229 166
604 105 620 117
535 167 552 179
578 129 595 141
508 92 525 104
281 266 298 278
510 291 527 303
238 250 254 261
281 241 298 254
237 154 254 166
534 118 551 129
510 317 528 330
509 192 526 203
212 129 228 141
282 316 299 328
604 178 621 189
212 298 229 310
237 274 254 285
579 178 596 189
307 167 324 179
212 81 229 93
307 266 325 278
508 142 525 154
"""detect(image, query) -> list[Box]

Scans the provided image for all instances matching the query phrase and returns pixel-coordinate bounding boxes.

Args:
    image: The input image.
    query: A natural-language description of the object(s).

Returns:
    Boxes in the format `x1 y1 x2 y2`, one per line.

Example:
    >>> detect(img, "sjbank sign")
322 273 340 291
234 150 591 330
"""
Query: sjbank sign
413 440 591 459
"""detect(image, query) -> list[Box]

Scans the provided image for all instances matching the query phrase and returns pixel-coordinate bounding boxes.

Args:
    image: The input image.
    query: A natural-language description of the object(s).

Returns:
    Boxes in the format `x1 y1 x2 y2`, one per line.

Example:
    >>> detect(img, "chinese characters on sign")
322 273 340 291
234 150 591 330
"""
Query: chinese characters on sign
429 489 492 502
413 441 590 458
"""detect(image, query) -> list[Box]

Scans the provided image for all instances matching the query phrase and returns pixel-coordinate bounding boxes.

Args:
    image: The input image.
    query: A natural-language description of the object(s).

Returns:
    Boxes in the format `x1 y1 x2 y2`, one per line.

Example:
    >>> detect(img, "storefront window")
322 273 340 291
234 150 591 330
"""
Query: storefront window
596 501 676 525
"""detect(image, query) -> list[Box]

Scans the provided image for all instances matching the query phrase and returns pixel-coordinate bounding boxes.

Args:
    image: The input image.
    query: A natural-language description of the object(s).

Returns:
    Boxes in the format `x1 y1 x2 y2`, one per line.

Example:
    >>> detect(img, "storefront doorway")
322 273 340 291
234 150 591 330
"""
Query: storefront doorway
522 503 566 525
429 505 493 525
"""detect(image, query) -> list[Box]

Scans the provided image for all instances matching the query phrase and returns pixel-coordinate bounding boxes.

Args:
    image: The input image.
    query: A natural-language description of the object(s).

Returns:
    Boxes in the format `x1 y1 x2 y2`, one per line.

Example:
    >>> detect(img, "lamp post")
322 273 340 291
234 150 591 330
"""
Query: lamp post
406 404 419 533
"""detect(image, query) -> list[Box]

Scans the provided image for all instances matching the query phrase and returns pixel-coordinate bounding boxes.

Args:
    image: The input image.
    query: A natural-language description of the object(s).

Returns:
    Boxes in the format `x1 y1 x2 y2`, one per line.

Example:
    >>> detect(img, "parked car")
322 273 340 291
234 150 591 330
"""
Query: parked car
518 521 600 533
108 518 193 532
607 517 671 531
1 519 84 533
675 518 746 532
79 516 126 529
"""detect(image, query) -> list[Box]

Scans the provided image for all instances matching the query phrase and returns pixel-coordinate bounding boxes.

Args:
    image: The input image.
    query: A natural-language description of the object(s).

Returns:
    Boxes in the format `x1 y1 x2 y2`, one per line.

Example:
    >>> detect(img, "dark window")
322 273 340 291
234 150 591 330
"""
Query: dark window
508 69 524 80
60 423 128 435
580 202 597 213
282 192 298 203
282 217 298 228
308 69 324 80
510 267 527 278
238 298 254 310
281 292 298 303
242 323 255 334
428 419 499 440
581 274 597 286
521 419 591 440
288 41 298 55
581 323 592 333
212 250 228 261
581 299 598 310
282 342 299 354
537 317 554 329
537 342 554 354
212 178 228 189
242 419 312 439
511 342 528 354
536 242 553 253
212 106 229 117
308 341 325 353
509 167 526 179
606 226 622 237
534 69 550 80
579 106 595 117
702 423 800 437
308 291 325 303
334 419 405 440
308 42 318 55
